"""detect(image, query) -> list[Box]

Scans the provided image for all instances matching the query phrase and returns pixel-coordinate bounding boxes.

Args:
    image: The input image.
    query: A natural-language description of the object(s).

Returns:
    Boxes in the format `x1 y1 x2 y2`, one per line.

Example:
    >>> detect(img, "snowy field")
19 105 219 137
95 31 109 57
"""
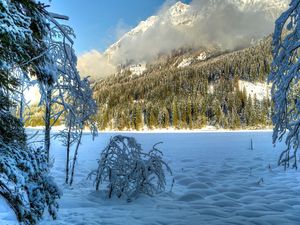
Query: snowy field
2 131 300 225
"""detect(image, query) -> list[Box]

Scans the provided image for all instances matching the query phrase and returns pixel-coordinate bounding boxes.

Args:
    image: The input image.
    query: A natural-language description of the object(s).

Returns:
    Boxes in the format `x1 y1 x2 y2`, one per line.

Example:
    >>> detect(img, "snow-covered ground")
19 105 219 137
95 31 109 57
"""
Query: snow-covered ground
238 80 271 101
2 131 300 225
177 57 194 68
129 64 147 75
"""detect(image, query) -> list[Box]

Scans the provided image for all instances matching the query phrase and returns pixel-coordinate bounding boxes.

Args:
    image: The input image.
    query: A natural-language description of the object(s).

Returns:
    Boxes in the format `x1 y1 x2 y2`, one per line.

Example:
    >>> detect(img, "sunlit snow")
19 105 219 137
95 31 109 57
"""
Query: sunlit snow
27 130 300 225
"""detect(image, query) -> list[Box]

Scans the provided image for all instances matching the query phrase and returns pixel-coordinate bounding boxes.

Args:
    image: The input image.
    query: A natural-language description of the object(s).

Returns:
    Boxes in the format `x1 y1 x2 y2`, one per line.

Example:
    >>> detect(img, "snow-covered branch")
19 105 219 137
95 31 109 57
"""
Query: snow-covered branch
269 0 300 169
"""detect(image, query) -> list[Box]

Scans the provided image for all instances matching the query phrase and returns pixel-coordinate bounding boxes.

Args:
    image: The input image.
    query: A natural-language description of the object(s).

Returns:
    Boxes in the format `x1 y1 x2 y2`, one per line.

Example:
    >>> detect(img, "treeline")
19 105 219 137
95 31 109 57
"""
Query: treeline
93 36 273 130
23 104 62 127
26 37 272 129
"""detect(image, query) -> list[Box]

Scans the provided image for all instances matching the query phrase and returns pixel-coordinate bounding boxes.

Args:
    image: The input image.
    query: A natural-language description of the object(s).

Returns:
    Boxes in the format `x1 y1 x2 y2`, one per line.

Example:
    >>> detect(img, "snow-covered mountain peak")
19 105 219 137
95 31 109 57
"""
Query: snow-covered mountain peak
111 2 191 39
165 1 194 26
103 0 287 68
105 15 159 61
104 1 195 62
128 16 158 37
167 1 190 17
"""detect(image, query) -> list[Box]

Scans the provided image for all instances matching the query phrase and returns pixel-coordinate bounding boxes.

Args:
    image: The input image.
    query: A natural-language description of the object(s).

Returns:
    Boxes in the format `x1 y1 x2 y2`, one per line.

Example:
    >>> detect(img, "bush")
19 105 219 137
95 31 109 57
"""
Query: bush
90 135 173 201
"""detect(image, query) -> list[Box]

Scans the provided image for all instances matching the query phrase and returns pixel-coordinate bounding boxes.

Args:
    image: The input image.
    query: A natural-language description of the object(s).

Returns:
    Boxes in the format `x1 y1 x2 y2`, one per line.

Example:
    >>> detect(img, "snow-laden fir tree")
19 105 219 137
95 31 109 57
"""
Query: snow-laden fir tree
0 133 61 225
0 0 61 224
269 0 300 169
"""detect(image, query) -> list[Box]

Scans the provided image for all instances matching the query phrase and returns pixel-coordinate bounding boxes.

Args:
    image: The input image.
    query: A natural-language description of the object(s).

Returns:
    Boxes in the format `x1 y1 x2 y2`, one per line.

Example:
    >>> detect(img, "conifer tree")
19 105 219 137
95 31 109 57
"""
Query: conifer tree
135 104 143 130
187 97 193 129
245 95 253 126
172 99 179 129
164 107 170 128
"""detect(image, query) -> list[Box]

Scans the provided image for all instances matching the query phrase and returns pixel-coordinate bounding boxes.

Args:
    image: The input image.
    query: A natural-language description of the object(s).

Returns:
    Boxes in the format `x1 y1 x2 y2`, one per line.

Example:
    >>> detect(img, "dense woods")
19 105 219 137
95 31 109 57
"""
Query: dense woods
92 36 273 130
25 36 273 130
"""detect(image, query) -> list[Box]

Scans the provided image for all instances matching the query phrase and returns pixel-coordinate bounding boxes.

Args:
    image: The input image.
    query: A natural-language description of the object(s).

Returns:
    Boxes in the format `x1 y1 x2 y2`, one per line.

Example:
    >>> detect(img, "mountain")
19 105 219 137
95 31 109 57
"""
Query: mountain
104 1 195 65
27 1 285 129
93 36 273 130
103 0 287 70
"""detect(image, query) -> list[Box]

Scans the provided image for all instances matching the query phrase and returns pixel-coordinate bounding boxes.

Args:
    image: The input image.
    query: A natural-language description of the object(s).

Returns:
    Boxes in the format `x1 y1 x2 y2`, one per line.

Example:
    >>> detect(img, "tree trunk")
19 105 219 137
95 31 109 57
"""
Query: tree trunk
65 122 72 184
19 75 25 123
69 128 83 186
44 88 52 163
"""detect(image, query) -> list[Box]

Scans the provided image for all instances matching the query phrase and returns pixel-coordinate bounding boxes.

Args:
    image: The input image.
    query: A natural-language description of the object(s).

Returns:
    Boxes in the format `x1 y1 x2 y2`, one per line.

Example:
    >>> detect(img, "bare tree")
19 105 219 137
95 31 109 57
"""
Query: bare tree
57 76 97 184
37 16 79 162
69 77 98 186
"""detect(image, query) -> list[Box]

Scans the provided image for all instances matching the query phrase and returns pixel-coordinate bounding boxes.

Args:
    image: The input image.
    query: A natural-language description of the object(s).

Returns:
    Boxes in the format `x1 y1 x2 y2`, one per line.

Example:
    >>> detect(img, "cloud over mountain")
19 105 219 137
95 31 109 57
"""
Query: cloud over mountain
77 50 116 79
78 0 288 79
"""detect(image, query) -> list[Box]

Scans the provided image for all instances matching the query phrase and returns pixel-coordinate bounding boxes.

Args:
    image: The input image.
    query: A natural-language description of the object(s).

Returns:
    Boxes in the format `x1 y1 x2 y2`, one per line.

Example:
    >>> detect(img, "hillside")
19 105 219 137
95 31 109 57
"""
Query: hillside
93 36 273 130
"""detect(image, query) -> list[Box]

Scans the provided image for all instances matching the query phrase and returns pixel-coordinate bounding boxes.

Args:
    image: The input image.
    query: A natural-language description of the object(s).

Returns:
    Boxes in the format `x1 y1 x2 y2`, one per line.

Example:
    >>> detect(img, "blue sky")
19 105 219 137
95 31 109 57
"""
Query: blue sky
44 0 191 55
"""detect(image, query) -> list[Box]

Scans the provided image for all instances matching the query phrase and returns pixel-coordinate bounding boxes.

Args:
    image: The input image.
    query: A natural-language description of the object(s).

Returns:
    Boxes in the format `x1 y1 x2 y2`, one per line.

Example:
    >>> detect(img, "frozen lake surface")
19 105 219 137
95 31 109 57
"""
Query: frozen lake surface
2 131 300 225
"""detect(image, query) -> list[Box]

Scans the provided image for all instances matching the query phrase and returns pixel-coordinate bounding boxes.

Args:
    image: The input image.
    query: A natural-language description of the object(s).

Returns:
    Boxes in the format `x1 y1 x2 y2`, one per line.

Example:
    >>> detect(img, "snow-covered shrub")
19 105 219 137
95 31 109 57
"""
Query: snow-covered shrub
0 113 61 225
90 135 173 201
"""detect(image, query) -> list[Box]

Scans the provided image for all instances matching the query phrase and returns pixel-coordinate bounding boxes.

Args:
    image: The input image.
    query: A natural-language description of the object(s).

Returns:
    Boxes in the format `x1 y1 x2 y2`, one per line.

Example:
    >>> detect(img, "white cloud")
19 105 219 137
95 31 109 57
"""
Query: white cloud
77 50 116 80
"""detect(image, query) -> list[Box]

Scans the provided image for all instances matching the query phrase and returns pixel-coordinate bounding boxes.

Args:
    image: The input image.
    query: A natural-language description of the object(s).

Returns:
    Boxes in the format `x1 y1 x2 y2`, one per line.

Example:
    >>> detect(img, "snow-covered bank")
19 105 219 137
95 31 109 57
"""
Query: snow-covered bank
35 131 300 225
26 125 274 134
99 128 273 134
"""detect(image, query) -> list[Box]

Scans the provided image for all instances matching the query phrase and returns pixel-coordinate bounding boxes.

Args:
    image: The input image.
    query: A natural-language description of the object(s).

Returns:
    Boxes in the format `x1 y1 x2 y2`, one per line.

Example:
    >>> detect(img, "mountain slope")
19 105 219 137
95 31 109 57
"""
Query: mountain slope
93 36 273 130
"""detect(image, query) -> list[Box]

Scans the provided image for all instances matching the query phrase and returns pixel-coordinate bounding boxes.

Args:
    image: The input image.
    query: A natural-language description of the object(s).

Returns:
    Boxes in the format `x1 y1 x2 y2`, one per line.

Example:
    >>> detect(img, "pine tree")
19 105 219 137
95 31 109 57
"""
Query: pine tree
231 106 241 129
149 106 157 129
172 99 179 129
187 97 193 129
245 95 253 126
101 108 109 130
180 102 187 129
212 99 222 126
164 107 170 128
135 104 143 130
253 94 260 126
